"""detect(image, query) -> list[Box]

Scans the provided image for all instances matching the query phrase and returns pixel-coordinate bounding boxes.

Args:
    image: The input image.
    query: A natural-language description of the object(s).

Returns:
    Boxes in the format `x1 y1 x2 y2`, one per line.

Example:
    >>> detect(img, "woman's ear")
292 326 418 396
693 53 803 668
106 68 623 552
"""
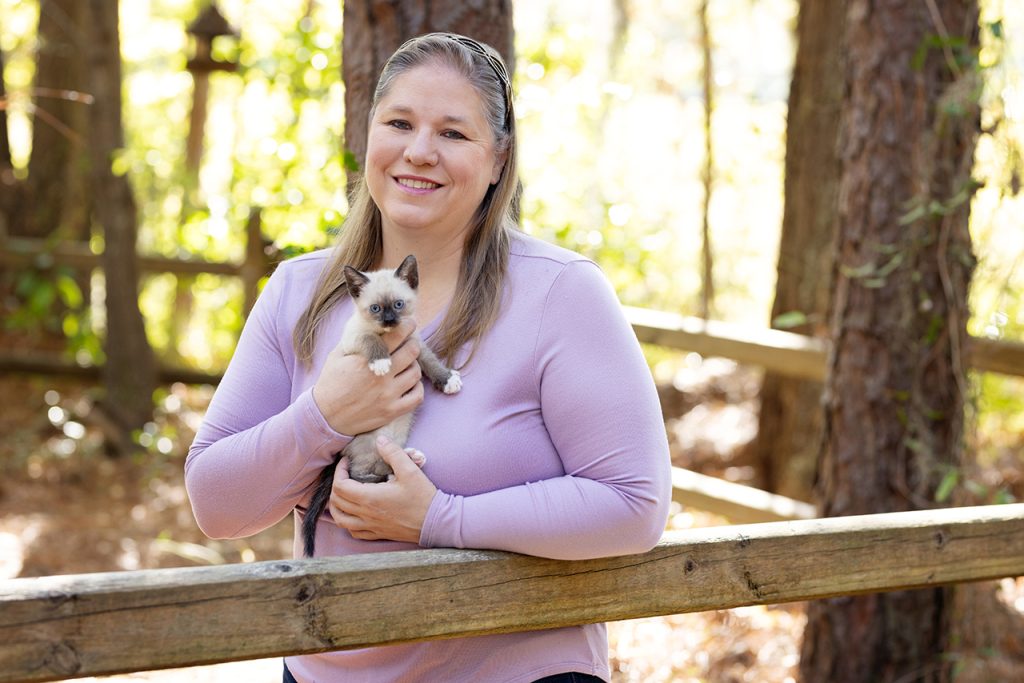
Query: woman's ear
490 150 507 185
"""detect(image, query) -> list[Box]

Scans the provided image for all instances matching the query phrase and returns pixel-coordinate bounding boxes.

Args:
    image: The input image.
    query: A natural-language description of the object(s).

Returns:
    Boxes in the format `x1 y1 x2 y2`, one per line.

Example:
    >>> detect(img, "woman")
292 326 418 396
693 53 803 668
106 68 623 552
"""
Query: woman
186 33 671 683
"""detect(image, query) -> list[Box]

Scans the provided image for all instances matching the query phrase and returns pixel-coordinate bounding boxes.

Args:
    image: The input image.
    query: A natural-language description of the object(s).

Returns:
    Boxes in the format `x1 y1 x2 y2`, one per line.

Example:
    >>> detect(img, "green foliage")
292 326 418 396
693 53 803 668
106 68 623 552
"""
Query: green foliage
771 310 807 329
2 0 1022 461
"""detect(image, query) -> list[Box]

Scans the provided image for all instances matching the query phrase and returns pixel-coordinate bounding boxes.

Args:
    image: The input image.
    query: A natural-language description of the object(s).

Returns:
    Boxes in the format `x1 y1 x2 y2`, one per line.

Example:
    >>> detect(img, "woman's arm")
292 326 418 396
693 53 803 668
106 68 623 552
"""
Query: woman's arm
421 260 671 559
184 264 350 539
185 262 423 539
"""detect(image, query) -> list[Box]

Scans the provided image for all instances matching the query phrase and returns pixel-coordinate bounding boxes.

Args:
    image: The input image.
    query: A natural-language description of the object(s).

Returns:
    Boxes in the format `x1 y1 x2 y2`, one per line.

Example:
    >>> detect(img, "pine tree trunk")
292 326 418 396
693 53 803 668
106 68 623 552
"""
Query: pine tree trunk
86 0 156 435
22 0 92 241
752 0 845 501
342 0 514 179
0 43 15 229
798 2 980 681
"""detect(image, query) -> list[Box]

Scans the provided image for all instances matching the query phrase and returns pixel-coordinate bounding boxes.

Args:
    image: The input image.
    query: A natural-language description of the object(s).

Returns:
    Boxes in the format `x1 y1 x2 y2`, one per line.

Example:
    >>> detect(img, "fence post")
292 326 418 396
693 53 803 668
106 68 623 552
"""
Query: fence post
241 207 268 316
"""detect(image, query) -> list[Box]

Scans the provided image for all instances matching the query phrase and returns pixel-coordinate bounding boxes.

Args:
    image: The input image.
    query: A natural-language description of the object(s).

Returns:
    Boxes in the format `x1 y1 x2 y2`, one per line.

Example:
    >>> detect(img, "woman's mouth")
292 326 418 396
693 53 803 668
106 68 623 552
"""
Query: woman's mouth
396 177 441 191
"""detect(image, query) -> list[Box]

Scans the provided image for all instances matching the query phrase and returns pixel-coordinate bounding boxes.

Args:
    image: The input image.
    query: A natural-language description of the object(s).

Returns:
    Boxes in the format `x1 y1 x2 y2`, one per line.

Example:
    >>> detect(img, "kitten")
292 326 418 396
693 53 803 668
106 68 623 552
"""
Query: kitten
301 254 462 557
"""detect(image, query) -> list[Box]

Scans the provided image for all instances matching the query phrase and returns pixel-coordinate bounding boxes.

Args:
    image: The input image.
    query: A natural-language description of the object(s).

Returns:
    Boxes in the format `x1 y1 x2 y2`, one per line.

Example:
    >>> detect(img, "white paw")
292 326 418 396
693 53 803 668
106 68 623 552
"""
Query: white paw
443 370 462 394
405 448 426 467
369 358 391 376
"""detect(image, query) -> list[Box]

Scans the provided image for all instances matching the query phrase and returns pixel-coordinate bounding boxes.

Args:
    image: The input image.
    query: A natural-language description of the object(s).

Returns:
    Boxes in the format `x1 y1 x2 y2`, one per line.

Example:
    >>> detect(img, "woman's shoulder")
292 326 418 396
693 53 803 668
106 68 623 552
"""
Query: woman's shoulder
266 247 333 290
507 231 606 287
509 230 590 266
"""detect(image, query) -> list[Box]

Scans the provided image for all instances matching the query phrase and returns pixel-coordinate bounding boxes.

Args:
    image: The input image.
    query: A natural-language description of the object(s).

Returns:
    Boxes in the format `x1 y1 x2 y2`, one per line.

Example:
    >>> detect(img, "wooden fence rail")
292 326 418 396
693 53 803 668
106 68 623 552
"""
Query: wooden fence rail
3 305 1022 386
3 233 1024 381
624 306 1024 380
2 504 1022 683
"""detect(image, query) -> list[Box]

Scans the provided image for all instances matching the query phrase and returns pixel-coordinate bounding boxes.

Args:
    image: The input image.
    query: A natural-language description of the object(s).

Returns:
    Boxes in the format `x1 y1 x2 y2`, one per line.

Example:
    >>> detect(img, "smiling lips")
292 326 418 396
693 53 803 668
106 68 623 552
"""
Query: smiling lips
396 176 442 191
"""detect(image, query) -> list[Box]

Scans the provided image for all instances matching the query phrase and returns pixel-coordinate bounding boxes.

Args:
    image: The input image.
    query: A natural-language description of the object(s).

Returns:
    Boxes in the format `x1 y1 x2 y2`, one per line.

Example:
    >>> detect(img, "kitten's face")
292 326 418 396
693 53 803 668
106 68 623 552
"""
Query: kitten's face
344 258 418 333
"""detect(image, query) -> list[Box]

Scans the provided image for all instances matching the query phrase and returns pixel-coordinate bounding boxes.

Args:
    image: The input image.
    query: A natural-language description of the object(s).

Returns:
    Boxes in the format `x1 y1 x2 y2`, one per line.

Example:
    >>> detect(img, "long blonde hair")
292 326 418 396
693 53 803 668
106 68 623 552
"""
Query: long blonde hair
294 33 519 365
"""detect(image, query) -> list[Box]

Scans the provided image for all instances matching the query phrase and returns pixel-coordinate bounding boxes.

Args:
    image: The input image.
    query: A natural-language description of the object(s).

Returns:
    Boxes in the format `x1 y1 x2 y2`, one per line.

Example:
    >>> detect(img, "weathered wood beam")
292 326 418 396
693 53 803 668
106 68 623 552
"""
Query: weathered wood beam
627 306 830 380
0 352 221 386
625 306 1024 379
1 504 1021 683
671 467 817 523
0 237 242 276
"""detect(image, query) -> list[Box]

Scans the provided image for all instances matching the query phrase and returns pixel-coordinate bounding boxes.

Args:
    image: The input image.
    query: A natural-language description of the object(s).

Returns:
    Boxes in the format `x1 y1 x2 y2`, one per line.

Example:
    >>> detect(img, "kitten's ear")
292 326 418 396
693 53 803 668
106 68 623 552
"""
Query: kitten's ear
395 254 419 290
343 266 369 298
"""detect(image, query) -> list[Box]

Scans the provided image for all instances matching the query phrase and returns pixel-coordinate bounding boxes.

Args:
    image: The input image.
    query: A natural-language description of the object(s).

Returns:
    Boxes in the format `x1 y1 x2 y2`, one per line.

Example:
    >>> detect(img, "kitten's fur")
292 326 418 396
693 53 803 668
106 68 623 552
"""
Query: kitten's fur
301 255 461 557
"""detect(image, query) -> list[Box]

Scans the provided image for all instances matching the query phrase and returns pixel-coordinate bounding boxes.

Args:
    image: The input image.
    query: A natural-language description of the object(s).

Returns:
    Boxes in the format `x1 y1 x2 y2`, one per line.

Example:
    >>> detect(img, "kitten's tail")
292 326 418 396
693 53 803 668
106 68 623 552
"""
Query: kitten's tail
301 458 338 557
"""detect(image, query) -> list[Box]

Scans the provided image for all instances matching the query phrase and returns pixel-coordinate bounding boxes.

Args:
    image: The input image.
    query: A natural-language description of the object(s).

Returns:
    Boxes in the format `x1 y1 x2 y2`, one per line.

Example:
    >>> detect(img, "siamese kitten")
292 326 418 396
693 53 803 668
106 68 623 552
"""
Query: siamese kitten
301 254 461 557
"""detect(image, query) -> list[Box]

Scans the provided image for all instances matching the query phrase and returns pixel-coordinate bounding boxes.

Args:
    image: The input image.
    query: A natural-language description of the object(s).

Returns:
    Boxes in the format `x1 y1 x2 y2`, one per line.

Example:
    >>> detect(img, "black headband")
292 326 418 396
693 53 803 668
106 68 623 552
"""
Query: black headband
433 32 514 132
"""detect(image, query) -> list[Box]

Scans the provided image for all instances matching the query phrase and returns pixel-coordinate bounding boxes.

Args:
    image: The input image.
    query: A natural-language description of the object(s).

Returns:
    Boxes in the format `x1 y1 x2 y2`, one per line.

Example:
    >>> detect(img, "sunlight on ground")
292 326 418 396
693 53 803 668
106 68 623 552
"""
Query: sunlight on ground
0 531 24 579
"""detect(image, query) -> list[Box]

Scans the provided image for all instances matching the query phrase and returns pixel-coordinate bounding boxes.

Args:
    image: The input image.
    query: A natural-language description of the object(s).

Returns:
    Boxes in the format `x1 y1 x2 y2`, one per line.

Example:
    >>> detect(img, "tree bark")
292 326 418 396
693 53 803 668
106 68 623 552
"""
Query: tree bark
799 2 981 682
20 0 92 241
342 0 514 182
0 42 15 230
751 0 845 502
85 0 157 434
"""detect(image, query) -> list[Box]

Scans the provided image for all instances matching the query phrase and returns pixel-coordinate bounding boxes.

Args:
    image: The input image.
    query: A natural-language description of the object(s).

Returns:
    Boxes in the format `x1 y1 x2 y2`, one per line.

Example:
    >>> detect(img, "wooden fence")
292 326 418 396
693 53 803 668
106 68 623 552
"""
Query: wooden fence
1 253 1023 384
1 503 1022 683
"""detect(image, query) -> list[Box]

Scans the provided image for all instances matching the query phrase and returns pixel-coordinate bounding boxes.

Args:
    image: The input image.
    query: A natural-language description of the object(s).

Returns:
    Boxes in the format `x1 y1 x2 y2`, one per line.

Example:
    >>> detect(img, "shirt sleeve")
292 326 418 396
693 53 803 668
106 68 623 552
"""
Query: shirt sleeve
184 263 352 539
420 260 672 560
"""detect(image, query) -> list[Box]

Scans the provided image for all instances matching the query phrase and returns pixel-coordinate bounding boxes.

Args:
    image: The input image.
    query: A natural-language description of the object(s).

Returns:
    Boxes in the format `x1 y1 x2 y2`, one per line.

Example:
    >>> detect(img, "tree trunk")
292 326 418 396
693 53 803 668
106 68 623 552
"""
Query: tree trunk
342 0 514 182
0 42 16 230
21 0 92 241
85 0 157 435
799 2 981 682
751 0 845 502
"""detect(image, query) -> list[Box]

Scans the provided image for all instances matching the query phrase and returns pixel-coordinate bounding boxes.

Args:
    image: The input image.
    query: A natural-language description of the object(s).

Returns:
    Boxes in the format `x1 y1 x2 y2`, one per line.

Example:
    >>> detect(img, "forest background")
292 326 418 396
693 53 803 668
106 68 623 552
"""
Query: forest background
1 0 1023 682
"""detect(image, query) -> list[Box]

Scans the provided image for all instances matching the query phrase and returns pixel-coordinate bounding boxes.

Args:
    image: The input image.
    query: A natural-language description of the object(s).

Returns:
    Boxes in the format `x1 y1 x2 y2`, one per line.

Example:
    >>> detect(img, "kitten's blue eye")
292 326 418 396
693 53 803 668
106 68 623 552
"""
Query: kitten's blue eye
369 304 382 314
394 300 405 310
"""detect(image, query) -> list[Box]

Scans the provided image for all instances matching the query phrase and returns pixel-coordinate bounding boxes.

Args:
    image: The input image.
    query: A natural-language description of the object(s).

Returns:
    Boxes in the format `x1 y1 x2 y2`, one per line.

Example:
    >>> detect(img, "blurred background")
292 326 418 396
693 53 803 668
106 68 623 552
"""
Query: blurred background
1 1 1023 681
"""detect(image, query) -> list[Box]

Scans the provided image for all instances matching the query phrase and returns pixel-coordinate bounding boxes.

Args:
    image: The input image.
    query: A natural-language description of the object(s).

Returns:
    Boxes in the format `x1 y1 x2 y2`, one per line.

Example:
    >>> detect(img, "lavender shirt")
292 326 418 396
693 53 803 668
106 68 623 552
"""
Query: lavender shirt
186 232 671 683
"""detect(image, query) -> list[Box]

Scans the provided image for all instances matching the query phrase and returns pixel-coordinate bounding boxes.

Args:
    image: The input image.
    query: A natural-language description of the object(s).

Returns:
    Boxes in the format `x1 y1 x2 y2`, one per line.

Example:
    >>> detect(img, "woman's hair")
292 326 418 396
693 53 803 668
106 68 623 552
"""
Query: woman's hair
293 32 519 365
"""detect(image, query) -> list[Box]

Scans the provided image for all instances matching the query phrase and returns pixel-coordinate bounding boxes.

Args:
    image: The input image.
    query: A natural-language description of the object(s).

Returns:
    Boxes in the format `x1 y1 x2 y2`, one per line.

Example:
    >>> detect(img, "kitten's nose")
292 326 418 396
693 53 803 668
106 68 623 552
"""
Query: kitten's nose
381 310 399 326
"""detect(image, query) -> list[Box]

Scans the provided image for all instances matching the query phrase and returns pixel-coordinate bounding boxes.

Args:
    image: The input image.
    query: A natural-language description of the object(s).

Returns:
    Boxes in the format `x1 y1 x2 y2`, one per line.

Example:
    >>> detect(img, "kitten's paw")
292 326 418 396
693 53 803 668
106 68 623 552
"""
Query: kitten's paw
369 358 392 376
404 448 426 467
443 370 462 394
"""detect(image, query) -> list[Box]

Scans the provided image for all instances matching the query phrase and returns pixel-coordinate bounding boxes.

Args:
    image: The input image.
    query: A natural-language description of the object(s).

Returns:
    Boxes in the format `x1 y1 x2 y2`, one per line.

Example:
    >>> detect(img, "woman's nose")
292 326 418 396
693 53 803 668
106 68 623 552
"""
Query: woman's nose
403 131 438 166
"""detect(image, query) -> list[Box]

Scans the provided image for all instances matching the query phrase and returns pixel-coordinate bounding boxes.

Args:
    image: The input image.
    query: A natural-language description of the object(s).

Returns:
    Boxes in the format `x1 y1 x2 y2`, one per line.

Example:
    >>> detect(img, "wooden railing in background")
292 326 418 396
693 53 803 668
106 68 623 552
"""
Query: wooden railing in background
2 301 1022 385
624 306 1024 380
2 504 1022 683
0 208 270 317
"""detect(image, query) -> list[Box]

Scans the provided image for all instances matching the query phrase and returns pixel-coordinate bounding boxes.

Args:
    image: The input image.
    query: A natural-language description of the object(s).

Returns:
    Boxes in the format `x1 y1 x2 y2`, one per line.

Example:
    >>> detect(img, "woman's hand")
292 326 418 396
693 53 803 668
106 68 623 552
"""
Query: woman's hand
312 319 424 436
329 436 438 543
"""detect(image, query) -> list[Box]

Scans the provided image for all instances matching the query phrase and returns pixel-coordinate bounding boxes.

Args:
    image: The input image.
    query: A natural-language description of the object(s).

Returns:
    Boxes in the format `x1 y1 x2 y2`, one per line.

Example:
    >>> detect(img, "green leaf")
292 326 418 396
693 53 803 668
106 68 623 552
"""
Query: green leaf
935 469 958 503
899 202 927 225
342 149 360 173
55 274 83 309
772 310 808 329
840 261 877 278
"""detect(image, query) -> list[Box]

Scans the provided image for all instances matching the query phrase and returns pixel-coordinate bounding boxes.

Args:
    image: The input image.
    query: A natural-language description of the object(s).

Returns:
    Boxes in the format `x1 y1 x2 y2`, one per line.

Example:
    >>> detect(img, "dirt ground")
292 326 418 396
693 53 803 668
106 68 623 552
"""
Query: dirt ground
1 365 1020 682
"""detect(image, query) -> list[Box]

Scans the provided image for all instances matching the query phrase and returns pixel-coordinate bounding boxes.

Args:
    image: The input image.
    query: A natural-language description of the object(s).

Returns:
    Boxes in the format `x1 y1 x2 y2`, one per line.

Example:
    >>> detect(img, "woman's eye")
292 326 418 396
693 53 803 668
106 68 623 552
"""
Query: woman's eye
386 119 411 130
369 304 382 313
442 129 467 140
394 300 405 310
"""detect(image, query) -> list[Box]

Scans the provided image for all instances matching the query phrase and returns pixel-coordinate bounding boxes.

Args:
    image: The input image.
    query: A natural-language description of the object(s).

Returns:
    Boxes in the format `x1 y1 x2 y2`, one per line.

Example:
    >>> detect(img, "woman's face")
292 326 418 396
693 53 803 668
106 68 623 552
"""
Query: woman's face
365 62 504 245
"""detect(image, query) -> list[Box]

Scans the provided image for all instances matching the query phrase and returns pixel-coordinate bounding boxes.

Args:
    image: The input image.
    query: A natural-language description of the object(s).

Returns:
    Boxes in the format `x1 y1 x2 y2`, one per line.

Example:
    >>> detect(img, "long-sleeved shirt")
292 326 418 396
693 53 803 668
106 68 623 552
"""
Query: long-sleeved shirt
185 231 672 683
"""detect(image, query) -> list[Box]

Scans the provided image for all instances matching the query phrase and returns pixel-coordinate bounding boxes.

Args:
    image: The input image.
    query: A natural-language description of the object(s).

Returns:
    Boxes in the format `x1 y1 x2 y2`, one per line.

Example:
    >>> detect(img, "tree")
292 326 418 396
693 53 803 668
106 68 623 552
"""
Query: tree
1 0 94 318
21 0 93 242
751 0 845 502
799 2 981 682
85 0 157 435
341 0 514 179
